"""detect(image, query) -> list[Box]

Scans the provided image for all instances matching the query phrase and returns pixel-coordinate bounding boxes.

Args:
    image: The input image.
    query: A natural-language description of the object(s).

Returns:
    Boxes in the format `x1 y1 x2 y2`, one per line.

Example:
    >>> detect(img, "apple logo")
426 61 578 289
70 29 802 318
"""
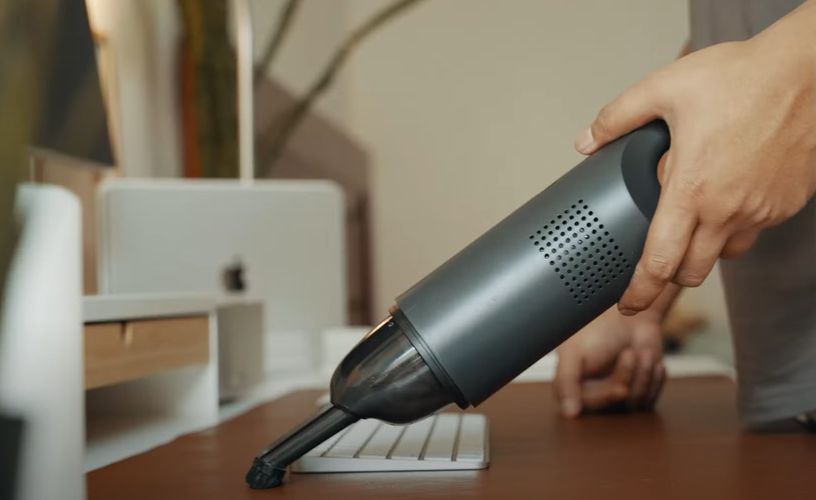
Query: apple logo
222 257 247 293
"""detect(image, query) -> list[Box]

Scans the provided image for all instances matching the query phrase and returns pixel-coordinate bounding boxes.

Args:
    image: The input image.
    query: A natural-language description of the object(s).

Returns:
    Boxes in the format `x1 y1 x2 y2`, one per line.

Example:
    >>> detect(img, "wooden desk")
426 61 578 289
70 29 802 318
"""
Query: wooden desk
87 378 816 499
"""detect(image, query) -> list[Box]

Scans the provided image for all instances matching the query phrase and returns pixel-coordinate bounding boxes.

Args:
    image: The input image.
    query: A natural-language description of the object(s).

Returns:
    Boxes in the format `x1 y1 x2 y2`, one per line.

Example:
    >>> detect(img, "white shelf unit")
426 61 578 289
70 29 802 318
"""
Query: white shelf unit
83 293 220 471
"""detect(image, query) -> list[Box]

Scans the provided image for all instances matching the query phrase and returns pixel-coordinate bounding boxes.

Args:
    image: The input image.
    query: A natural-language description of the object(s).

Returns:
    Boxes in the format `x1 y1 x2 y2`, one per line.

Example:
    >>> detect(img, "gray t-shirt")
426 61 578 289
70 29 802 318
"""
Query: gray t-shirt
689 0 802 49
689 0 816 427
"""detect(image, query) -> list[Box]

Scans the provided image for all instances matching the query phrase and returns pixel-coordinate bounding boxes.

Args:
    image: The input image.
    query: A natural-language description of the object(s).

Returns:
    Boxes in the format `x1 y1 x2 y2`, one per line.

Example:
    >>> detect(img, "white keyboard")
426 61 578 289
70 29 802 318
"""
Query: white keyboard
292 413 489 473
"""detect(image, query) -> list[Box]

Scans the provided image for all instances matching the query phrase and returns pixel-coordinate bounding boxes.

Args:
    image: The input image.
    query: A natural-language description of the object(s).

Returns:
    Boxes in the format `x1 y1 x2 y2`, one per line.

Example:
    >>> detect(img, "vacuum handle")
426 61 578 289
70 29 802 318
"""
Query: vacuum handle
619 120 670 220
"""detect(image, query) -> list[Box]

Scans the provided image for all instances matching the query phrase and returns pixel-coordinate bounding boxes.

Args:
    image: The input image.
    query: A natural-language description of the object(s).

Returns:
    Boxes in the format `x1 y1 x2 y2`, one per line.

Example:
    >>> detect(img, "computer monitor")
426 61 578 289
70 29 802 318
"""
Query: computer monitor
97 179 349 375
31 0 114 168
0 415 23 500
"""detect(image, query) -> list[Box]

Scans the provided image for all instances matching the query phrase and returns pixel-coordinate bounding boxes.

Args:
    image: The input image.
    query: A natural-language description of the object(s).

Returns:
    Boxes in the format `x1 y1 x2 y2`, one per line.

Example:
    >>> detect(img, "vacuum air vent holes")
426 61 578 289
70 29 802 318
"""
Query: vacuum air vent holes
528 199 631 305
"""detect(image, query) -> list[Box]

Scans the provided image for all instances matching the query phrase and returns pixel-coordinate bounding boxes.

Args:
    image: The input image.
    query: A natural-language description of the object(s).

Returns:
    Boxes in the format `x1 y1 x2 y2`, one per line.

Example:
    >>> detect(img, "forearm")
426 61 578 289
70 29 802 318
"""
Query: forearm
753 0 816 60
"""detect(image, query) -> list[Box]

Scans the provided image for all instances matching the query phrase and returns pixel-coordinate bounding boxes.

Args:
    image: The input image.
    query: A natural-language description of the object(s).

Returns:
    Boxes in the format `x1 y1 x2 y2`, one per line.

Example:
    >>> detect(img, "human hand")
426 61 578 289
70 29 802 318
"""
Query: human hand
554 306 665 418
575 2 816 315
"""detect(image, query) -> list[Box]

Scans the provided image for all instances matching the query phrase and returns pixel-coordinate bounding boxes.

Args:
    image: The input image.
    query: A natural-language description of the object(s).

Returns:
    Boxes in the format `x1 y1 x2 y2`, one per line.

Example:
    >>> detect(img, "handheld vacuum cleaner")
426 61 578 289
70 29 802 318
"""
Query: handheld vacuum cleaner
246 121 670 488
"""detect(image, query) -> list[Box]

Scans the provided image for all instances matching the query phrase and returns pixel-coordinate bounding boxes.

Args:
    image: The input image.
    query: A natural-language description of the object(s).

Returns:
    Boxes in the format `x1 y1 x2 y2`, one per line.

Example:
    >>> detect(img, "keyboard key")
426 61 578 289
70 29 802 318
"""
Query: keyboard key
358 422 405 459
423 414 460 461
292 413 489 473
455 414 487 463
389 416 435 460
323 419 380 458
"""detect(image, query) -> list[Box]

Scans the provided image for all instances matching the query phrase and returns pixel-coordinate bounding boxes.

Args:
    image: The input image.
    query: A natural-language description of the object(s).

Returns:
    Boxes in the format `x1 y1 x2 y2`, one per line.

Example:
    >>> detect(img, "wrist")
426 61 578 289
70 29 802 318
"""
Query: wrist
751 1 816 73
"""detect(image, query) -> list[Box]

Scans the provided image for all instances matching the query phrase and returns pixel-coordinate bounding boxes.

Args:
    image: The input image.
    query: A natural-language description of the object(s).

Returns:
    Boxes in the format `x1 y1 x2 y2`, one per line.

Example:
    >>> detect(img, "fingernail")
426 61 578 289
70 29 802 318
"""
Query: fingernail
618 307 637 316
561 399 581 418
574 128 595 154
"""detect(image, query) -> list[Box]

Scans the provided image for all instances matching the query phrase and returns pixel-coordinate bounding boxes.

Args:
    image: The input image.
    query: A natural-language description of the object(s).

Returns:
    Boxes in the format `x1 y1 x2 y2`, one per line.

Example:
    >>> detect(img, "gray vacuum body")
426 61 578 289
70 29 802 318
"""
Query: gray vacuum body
246 121 669 489
395 121 669 406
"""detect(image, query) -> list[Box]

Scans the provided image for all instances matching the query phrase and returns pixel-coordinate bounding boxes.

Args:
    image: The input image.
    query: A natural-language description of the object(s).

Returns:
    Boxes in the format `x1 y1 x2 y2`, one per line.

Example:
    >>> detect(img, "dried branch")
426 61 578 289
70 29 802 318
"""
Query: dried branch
178 0 239 178
254 0 302 84
259 0 428 176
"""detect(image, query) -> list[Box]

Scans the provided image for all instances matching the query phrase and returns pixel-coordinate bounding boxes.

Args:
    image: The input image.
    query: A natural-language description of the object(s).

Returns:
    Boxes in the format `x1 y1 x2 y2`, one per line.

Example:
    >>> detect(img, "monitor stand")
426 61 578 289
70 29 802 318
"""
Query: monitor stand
0 413 23 500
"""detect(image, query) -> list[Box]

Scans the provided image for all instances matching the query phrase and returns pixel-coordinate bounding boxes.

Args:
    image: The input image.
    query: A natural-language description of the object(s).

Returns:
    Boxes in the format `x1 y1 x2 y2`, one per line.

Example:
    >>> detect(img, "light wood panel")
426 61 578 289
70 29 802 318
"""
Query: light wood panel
30 156 115 295
84 316 209 389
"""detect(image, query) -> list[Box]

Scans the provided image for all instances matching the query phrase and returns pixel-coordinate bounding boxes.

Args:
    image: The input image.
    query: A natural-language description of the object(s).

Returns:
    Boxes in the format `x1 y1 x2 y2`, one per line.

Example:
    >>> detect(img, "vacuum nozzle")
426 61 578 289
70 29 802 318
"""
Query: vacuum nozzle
245 459 286 489
245 316 456 488
245 405 357 489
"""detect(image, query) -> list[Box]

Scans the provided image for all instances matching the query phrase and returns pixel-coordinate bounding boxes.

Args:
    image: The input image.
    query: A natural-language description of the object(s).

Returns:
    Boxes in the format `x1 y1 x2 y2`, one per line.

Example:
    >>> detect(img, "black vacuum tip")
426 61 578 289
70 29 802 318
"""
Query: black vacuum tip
245 458 286 489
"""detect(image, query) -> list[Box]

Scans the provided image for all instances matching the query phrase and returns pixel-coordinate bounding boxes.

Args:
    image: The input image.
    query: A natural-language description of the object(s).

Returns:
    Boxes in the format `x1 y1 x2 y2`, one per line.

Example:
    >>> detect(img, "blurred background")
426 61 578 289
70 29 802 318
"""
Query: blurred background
81 0 730 357
0 2 736 499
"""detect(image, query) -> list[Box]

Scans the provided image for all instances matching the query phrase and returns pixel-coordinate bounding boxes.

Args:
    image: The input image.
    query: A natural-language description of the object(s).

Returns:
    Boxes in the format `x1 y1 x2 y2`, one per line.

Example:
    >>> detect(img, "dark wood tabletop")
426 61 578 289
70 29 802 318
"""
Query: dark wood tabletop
87 377 816 500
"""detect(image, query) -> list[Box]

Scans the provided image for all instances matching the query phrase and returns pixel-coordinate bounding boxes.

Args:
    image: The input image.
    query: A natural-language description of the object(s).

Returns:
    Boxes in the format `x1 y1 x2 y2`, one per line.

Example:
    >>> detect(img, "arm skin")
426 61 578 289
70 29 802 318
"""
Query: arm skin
575 0 816 316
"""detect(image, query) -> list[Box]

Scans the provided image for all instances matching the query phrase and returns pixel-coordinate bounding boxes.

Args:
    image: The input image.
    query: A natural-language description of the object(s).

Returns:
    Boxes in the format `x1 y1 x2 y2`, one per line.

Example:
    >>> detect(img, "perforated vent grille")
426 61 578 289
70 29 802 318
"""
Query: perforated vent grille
529 199 631 305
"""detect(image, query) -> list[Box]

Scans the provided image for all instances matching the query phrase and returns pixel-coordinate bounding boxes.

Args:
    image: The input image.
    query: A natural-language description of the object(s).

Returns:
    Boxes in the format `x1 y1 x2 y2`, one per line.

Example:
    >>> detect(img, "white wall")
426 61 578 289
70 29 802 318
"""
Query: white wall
251 0 351 125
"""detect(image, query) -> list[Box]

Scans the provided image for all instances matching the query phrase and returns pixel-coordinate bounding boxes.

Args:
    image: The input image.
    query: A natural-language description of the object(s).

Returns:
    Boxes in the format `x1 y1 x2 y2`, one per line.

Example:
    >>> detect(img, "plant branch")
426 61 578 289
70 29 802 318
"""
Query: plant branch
255 0 301 84
259 0 427 176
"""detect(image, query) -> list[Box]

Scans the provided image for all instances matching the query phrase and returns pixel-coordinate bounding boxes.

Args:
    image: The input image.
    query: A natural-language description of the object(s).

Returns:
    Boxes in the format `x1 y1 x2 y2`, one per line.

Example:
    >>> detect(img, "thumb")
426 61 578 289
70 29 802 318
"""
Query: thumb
575 76 663 155
554 349 584 418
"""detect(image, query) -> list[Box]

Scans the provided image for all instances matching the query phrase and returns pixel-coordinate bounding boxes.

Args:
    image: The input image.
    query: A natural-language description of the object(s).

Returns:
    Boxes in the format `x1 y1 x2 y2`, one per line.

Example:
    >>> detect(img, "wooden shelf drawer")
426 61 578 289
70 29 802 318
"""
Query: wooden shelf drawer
84 315 210 390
